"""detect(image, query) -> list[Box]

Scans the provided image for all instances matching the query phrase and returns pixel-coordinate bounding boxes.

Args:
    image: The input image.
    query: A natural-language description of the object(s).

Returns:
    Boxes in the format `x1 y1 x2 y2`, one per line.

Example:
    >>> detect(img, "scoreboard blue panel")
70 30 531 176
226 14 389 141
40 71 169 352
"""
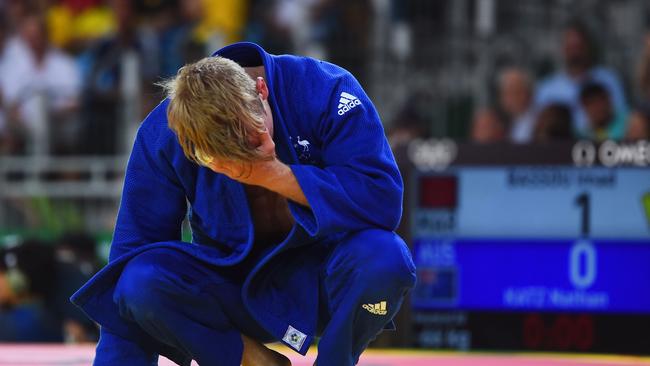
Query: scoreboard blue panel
412 238 650 312
411 167 650 313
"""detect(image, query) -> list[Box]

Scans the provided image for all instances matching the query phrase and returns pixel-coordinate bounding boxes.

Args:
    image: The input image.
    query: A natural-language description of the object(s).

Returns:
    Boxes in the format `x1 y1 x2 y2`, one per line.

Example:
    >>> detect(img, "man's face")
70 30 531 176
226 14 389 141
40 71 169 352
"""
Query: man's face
20 16 47 55
499 71 531 117
583 95 612 129
563 29 591 71
471 109 504 143
626 112 649 140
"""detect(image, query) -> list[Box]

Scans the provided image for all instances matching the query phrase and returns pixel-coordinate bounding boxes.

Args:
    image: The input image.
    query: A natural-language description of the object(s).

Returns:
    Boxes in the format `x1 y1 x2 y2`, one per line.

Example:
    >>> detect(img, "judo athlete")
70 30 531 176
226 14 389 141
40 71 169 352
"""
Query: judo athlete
71 42 416 366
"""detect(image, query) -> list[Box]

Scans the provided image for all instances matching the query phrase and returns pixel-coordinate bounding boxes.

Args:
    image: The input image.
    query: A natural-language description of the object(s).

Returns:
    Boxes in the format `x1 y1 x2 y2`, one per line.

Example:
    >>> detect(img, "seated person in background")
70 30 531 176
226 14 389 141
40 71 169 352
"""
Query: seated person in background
54 233 101 343
498 67 536 144
470 107 506 144
579 82 627 142
533 103 574 143
625 106 650 141
534 21 627 136
0 240 61 342
635 33 650 104
1 12 81 154
386 92 432 148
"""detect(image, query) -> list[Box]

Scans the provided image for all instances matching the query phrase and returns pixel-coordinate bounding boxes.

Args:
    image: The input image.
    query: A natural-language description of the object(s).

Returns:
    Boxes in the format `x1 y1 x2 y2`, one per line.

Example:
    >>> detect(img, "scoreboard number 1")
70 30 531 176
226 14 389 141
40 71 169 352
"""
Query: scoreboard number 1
575 192 591 237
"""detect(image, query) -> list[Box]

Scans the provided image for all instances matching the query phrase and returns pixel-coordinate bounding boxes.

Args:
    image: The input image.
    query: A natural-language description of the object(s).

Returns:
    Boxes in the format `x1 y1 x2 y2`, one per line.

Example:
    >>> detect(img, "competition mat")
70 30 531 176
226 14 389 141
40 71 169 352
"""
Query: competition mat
0 345 649 366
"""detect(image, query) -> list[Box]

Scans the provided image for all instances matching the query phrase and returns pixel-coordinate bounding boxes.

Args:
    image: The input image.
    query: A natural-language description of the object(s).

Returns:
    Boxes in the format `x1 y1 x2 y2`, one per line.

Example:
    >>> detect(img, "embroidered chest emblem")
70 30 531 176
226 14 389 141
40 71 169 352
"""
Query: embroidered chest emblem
290 135 312 162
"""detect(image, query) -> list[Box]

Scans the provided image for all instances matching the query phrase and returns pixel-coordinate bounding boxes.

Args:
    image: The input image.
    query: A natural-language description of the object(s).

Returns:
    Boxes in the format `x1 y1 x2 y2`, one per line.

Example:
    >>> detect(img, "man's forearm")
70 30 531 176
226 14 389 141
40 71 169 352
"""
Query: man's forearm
204 134 310 207
259 160 310 207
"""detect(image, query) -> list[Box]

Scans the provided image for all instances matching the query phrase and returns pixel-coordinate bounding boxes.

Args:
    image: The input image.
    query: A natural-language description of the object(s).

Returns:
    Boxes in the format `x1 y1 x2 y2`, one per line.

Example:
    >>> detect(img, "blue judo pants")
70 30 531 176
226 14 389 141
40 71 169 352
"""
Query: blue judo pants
96 229 416 366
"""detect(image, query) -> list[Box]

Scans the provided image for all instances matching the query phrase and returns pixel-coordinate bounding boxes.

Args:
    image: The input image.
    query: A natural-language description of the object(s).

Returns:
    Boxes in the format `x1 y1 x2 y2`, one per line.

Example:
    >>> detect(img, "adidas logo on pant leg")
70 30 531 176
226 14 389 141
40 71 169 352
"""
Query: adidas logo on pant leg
362 301 387 315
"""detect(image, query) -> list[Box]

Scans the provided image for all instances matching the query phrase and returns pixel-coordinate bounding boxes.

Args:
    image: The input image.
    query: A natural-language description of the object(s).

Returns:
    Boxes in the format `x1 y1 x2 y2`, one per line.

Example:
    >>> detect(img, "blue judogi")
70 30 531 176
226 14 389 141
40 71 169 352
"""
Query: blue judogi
71 42 416 366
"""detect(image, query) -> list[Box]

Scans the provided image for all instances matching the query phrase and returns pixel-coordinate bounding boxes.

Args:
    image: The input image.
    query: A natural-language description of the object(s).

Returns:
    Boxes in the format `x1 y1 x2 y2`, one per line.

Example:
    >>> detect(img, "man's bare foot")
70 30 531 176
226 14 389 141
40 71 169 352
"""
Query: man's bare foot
241 335 292 366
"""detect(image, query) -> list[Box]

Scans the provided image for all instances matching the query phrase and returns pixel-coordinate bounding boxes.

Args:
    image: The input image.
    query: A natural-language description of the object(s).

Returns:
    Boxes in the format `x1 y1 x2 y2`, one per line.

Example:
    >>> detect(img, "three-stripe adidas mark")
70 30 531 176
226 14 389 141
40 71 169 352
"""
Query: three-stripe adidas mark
337 92 361 115
362 301 387 315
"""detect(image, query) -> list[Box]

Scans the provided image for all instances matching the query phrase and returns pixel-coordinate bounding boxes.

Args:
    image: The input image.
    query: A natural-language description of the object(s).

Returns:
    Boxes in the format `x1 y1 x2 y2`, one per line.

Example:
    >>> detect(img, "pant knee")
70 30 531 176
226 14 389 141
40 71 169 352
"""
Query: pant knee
358 230 414 287
114 250 180 323
328 229 416 294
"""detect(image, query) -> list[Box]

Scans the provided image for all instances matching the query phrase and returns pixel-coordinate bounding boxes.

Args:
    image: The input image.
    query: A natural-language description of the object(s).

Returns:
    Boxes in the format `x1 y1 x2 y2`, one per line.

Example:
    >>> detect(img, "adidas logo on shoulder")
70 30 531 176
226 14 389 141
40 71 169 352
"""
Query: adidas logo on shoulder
337 92 362 115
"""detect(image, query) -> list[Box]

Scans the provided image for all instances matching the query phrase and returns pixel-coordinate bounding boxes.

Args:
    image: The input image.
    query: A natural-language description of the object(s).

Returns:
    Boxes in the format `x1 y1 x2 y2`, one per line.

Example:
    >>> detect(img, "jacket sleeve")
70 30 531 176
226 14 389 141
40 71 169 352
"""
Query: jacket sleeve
288 72 403 236
108 107 188 262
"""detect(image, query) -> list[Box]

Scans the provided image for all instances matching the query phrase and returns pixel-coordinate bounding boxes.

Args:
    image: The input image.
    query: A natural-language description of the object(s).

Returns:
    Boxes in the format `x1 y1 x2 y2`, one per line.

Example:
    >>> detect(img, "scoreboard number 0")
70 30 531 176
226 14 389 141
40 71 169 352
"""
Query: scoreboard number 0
569 240 597 289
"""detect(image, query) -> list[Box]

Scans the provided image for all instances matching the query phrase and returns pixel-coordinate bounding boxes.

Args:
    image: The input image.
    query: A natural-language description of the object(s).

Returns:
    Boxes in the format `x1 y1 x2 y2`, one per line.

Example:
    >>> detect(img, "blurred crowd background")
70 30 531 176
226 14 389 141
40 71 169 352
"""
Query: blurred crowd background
2 0 650 158
0 0 649 348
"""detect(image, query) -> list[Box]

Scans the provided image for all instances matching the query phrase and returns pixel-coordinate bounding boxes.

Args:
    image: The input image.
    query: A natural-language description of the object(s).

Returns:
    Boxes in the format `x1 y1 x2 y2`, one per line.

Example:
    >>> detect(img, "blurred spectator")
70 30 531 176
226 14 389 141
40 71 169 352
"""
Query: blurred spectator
579 82 627 142
0 8 9 151
315 0 373 86
534 21 627 137
56 232 99 276
272 0 327 57
625 107 650 141
54 233 99 343
0 11 82 155
470 107 506 144
636 33 650 103
246 0 294 55
46 0 115 51
0 236 99 343
3 0 32 34
78 0 158 155
498 67 536 144
196 0 248 46
157 0 207 78
387 92 432 148
387 115 429 148
0 240 61 342
533 103 573 143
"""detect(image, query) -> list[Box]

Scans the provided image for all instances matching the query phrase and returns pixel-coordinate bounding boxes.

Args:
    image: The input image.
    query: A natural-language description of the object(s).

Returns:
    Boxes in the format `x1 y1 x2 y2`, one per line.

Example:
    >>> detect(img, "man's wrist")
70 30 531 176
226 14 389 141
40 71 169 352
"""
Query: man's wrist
255 158 309 207
258 158 291 188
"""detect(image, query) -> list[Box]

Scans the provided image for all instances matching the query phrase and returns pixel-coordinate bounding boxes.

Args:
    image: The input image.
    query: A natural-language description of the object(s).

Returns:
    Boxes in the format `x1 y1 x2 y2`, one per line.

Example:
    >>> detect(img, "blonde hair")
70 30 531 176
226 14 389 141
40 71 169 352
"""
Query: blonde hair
160 56 267 165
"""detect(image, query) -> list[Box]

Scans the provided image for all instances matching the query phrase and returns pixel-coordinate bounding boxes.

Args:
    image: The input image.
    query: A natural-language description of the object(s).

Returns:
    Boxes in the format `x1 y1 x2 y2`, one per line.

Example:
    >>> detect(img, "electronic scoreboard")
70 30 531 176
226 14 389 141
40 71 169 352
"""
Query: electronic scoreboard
401 141 650 354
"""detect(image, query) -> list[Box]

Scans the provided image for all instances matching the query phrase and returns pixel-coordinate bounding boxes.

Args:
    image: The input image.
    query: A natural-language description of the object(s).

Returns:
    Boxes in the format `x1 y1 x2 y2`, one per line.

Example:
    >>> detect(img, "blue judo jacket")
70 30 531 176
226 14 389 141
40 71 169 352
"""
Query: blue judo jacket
71 42 403 364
